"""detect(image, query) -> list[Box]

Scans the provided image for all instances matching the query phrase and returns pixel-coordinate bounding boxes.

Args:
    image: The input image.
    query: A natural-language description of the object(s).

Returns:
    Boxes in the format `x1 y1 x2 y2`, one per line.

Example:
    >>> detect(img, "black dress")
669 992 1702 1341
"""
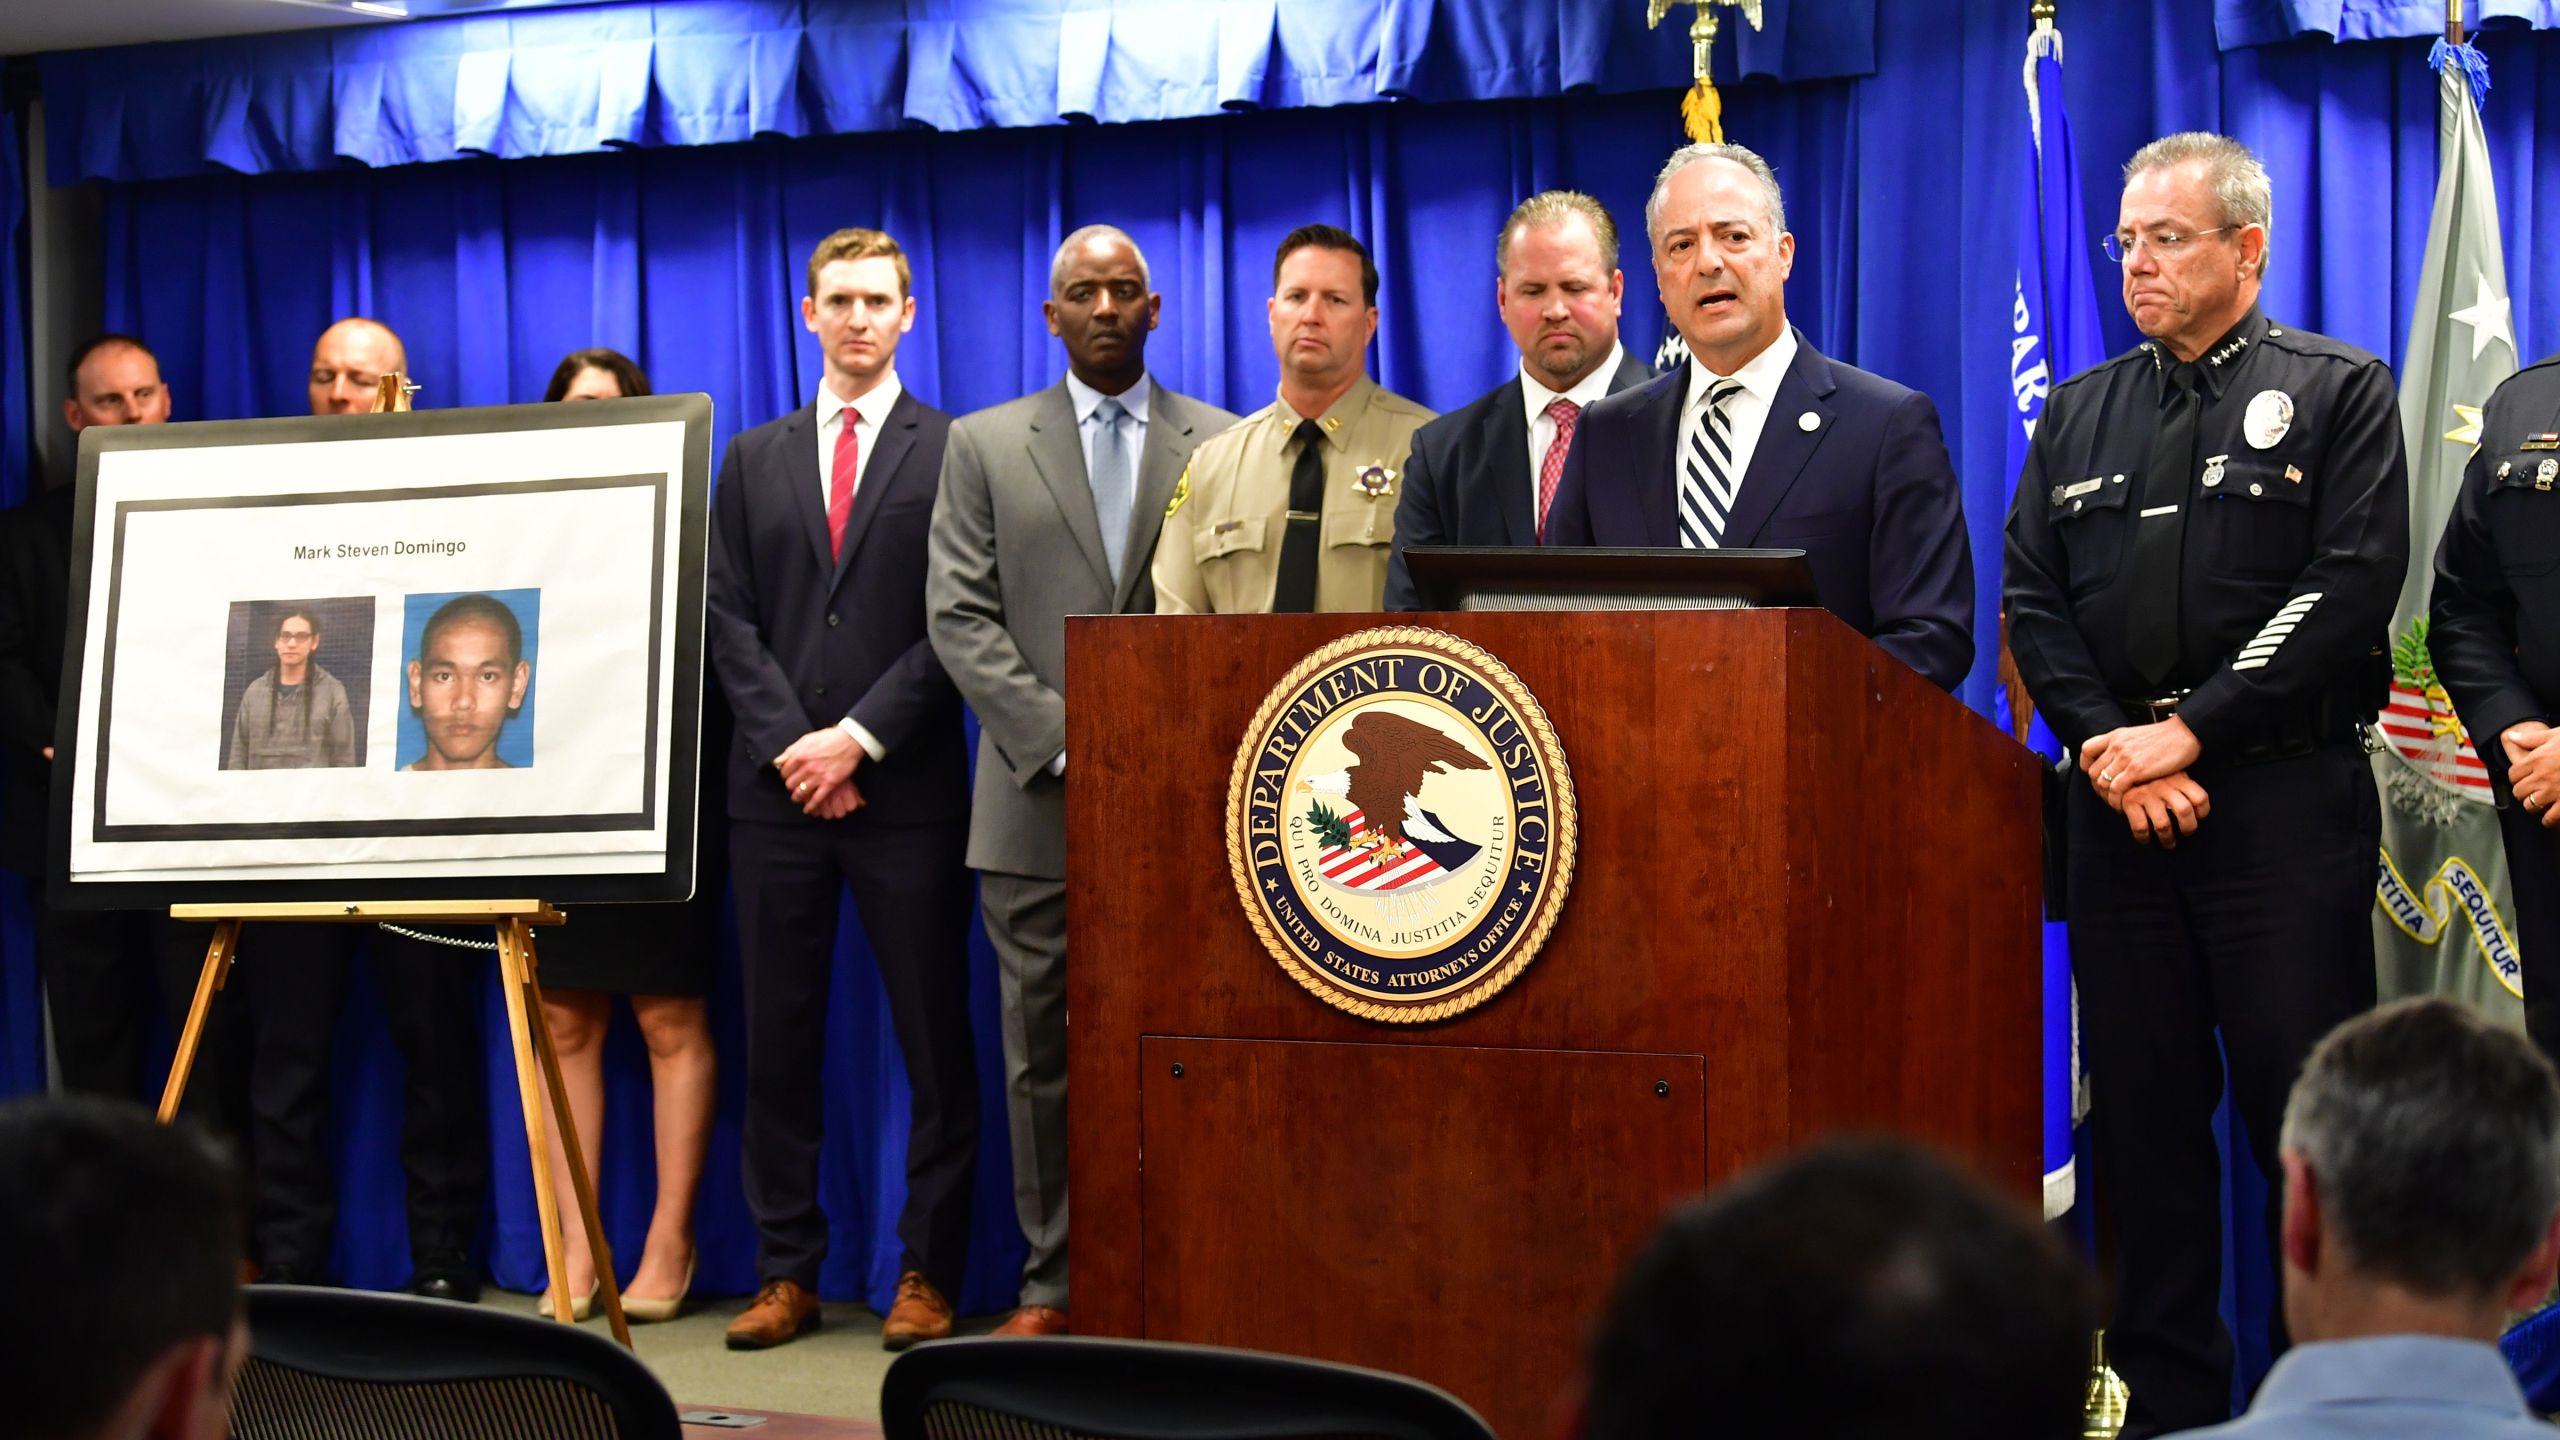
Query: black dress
531 686 733 997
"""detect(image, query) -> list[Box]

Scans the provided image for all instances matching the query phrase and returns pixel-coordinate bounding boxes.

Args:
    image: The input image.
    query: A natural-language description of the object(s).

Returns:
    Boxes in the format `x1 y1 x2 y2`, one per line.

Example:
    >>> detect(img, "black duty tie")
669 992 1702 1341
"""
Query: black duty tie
2125 362 2197 687
1272 418 1326 613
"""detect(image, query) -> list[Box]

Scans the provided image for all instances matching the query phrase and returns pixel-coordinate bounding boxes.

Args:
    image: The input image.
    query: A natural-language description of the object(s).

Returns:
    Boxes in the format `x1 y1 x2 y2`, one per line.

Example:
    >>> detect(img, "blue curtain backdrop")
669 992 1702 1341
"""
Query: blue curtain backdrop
10 0 2560 1369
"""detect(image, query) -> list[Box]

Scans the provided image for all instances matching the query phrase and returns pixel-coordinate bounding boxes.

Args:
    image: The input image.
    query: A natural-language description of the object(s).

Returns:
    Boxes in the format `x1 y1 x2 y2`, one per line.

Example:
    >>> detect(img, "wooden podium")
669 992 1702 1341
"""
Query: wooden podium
1064 608 2040 1437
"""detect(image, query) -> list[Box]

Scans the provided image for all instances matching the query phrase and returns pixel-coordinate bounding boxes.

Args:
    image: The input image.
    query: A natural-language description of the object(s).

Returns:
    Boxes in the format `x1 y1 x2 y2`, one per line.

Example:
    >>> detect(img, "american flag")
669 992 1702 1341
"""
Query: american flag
1316 808 1449 892
2378 682 2491 793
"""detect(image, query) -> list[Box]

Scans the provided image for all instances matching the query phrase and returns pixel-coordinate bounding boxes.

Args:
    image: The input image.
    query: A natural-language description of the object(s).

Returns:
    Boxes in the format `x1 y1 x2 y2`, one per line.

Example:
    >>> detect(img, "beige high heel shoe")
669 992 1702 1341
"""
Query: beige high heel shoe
623 1255 697 1325
537 1282 598 1322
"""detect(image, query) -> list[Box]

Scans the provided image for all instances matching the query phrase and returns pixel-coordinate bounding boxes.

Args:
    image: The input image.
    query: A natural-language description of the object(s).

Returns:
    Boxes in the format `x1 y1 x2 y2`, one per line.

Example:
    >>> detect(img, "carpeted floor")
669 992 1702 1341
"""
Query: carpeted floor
483 1288 1010 1421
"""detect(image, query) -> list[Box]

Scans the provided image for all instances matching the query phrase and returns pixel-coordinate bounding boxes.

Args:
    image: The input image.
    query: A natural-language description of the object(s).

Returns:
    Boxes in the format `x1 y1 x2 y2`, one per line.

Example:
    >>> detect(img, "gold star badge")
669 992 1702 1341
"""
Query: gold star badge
2447 403 2486 447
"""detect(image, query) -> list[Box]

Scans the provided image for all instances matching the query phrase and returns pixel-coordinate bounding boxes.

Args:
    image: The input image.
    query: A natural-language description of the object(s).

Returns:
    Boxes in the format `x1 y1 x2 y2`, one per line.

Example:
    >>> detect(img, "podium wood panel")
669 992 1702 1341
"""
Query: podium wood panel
1139 1037 1705 1435
1067 609 2038 1437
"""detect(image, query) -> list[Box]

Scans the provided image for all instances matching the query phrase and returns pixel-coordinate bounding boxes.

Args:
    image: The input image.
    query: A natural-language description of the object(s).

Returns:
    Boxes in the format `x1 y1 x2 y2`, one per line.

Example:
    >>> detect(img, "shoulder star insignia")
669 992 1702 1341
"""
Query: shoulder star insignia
2446 403 2486 447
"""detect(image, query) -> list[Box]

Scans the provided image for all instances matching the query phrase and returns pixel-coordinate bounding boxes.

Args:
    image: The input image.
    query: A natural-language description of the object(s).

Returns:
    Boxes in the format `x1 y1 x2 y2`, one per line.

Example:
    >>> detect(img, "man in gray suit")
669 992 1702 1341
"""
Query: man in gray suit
928 225 1239 1336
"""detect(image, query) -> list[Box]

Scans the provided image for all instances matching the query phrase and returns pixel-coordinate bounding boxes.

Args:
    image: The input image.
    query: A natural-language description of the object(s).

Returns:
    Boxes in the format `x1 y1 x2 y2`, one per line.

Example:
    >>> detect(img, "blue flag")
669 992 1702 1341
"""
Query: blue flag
2007 22 2105 1221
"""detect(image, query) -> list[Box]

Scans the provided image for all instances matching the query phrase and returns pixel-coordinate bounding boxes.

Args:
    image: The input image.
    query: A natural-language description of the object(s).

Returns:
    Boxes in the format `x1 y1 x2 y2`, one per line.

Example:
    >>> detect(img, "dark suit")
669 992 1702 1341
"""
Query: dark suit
707 386 978 1296
1543 329 1975 690
1384 348 1652 611
0 486 245 1127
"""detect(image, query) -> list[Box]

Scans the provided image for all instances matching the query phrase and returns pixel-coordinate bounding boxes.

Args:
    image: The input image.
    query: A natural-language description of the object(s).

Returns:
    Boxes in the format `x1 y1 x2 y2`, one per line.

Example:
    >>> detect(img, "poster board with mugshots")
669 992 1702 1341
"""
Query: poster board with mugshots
53 395 712 907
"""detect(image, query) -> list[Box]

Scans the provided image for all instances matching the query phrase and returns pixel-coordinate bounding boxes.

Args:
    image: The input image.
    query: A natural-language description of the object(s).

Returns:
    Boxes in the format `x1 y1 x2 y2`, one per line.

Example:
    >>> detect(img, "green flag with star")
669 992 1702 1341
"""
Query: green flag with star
2372 42 2525 1024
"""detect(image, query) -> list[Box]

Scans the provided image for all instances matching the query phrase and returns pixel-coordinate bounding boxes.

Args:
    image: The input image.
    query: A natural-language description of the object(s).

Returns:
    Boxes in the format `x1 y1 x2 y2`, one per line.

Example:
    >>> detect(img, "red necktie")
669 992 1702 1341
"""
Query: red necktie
1536 397 1580 541
828 405 862 560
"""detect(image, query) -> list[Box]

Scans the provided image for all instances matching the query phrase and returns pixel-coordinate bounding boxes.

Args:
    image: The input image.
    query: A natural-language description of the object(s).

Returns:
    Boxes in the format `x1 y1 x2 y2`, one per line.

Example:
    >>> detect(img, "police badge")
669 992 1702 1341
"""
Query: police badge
2244 389 2293 449
1355 463 1397 499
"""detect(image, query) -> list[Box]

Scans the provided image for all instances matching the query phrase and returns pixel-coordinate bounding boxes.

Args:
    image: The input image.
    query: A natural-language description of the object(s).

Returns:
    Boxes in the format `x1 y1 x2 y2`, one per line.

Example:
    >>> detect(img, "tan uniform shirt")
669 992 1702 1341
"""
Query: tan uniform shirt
1152 375 1436 614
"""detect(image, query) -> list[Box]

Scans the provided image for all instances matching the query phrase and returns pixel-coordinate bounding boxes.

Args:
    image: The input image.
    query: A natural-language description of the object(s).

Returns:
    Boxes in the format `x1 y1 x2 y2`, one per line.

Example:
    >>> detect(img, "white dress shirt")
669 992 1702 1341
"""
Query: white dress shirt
811 370 904 763
814 370 904 513
1520 341 1626 520
1679 326 1799 518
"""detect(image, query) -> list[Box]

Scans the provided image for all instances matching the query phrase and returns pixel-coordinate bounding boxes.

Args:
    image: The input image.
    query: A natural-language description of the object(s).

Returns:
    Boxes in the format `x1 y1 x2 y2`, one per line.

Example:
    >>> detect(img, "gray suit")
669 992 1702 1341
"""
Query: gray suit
928 376 1238 1306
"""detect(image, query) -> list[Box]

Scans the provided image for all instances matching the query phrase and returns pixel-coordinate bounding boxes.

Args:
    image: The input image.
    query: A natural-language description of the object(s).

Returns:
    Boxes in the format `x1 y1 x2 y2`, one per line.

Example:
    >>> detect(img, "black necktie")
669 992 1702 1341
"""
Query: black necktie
2125 362 2197 687
1273 418 1325 613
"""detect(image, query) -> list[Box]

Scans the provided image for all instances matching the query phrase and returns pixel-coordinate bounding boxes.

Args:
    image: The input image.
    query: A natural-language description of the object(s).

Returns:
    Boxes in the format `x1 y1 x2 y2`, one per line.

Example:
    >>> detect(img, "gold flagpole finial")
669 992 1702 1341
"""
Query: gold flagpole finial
1648 0 1766 144
2083 1328 2130 1439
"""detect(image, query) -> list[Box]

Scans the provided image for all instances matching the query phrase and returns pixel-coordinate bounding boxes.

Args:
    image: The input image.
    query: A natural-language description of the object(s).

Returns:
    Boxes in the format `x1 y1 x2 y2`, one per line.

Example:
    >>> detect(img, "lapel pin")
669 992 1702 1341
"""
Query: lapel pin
1797 411 1820 432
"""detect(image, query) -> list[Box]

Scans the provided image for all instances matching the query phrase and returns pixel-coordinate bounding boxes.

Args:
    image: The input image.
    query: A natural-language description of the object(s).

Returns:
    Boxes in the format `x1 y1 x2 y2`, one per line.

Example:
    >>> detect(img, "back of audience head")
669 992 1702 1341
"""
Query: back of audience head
545 347 652 403
65 335 172 432
2277 996 2560 1343
0 1096 247 1440
1581 1137 2091 1440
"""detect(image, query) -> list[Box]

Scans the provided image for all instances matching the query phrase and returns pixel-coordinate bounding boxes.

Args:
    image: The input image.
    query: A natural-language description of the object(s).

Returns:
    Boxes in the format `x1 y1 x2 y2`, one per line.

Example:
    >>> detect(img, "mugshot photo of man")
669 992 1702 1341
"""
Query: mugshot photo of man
401 591 535 771
226 605 359 770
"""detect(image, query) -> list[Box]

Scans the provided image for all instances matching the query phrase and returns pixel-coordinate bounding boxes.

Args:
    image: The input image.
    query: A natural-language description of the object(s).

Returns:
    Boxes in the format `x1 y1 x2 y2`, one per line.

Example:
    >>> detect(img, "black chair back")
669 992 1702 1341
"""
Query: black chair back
879 1336 1502 1440
232 1285 680 1440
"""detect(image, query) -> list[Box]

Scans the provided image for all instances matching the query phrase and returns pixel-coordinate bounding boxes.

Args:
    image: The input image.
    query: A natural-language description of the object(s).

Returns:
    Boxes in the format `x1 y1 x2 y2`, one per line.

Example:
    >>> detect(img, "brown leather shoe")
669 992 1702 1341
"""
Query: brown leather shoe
990 1304 1071 1336
724 1279 820 1350
880 1271 954 1350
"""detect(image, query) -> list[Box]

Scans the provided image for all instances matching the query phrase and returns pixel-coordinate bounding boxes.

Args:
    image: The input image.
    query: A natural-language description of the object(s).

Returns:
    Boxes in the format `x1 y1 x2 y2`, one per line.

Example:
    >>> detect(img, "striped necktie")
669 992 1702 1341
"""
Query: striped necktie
1677 378 1745 549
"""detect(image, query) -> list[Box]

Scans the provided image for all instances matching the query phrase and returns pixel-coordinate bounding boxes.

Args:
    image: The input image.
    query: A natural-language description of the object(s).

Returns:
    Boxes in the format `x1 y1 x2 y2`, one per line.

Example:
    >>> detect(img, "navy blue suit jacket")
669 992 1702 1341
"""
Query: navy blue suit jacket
1383 348 1653 611
1542 331 1975 691
706 389 969 826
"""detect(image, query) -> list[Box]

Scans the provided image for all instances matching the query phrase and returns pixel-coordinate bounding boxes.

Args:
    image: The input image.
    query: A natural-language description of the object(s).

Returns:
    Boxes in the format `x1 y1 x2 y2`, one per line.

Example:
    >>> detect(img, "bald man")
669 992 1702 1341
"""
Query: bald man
233 314 490 1299
307 318 408 415
2 337 237 1125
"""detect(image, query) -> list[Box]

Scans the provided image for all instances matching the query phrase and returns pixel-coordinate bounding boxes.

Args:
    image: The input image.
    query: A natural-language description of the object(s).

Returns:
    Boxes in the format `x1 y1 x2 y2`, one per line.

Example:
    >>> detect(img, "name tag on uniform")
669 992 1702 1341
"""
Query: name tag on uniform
2050 478 2105 505
2519 433 2560 451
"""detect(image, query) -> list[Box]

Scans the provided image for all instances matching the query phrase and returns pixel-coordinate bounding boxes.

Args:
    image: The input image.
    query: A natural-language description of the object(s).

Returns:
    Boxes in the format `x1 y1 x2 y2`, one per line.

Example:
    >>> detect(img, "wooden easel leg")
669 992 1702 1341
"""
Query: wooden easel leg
156 919 239 1125
516 919 632 1348
495 918 586 1335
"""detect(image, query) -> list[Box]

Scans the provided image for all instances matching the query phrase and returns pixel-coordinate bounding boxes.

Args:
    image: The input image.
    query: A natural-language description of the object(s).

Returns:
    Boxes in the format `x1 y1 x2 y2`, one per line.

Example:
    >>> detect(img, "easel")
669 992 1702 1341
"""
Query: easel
156 900 633 1348
151 373 631 1346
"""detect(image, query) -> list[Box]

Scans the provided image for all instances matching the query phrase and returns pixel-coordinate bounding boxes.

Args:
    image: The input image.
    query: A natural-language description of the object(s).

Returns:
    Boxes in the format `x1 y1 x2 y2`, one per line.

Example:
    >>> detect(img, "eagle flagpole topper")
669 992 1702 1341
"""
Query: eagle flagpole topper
1647 0 1764 143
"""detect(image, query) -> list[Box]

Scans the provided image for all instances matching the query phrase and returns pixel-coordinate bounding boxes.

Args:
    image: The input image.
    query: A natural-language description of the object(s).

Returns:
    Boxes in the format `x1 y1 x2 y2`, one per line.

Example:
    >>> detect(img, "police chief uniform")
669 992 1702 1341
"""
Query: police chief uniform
2431 355 2560 1060
1152 375 1435 614
2005 305 2408 1435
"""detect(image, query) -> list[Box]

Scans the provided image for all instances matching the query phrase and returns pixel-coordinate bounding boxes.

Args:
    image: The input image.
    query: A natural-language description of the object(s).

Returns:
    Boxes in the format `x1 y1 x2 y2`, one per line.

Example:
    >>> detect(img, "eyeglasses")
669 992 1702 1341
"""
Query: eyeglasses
2101 226 2235 265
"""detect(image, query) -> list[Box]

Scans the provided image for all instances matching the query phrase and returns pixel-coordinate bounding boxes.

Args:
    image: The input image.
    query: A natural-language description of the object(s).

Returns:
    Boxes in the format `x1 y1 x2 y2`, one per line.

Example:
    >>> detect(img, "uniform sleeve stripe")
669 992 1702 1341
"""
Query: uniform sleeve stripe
2232 592 2322 672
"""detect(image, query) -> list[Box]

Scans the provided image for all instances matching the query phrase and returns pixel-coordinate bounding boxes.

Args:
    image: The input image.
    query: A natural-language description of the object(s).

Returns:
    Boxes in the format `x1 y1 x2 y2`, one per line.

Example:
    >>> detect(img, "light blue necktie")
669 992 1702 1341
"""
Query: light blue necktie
1091 396 1134 581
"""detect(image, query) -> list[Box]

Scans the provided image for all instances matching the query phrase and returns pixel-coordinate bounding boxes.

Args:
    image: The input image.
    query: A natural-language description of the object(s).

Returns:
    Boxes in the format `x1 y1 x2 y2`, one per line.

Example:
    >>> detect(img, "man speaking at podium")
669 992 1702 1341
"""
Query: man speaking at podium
1540 144 1973 692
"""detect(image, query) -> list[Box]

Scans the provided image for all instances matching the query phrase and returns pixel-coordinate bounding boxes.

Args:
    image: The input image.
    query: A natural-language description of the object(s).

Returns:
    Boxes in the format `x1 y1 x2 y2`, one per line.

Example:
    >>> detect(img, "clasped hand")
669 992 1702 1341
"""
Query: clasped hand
2081 720 2210 848
775 727 864 819
2506 721 2560 829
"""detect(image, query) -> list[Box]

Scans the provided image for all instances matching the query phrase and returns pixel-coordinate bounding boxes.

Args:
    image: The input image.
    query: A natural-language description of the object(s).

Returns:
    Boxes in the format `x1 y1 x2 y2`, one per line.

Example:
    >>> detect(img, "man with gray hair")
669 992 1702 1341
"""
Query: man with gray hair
1382 190 1651 610
1542 142 1973 689
2165 998 2560 1437
928 223 1236 1335
2006 131 2407 1436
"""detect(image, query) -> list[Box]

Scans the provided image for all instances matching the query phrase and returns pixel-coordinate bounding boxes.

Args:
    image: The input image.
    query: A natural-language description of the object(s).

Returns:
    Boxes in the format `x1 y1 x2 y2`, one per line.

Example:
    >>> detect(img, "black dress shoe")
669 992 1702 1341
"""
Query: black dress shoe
409 1256 482 1303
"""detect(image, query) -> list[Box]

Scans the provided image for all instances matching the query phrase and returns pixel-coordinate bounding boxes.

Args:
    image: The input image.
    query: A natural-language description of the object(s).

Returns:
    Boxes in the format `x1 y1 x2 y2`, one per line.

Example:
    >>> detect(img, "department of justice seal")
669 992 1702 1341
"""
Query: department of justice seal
1225 626 1577 1023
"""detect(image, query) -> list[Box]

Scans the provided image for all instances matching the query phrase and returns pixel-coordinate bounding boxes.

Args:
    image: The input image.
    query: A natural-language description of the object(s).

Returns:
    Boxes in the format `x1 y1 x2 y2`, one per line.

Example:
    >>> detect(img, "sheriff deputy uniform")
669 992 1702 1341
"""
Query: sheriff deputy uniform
1153 375 1434 614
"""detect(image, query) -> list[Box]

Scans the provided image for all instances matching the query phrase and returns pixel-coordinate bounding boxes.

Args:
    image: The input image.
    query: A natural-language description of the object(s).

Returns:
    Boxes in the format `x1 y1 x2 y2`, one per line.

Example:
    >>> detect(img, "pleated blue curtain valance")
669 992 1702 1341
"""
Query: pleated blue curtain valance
2218 0 2558 49
40 0 1877 185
